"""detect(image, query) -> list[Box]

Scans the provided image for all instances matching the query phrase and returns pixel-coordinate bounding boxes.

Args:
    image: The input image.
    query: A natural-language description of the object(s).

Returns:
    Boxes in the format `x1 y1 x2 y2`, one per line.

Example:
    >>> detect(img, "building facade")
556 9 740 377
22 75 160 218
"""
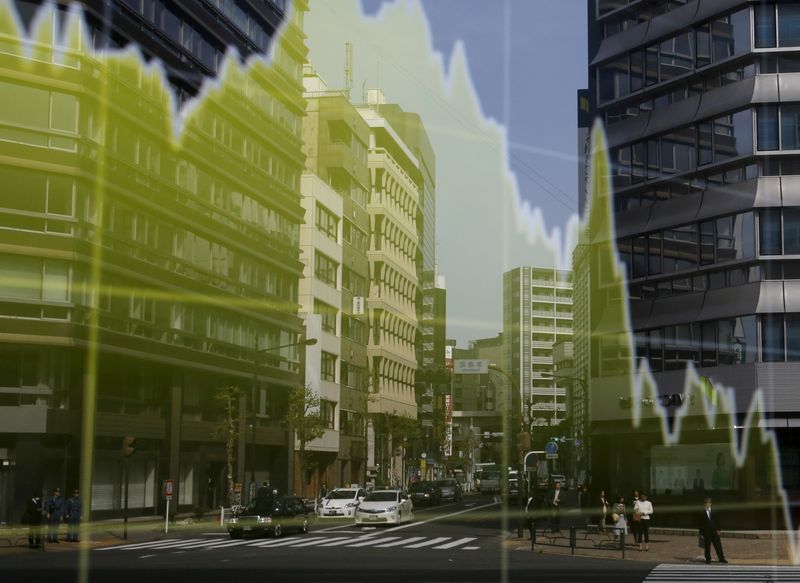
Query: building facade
0 0 306 521
299 65 371 494
587 0 796 526
503 267 573 428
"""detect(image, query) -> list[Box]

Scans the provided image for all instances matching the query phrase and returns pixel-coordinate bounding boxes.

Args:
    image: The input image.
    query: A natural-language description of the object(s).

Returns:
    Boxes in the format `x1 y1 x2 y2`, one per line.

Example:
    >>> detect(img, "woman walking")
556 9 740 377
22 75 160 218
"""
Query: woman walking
637 492 653 551
631 489 641 547
599 489 609 528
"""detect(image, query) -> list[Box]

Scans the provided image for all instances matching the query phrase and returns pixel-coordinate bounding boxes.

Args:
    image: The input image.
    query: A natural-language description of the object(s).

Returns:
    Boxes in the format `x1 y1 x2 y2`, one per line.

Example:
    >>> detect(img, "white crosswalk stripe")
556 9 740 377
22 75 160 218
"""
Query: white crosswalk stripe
96 534 481 553
645 564 800 582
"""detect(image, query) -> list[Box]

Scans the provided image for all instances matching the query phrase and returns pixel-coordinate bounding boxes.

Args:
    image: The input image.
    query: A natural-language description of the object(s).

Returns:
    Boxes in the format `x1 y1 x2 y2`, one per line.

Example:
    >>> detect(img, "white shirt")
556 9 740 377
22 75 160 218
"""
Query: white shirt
637 500 653 520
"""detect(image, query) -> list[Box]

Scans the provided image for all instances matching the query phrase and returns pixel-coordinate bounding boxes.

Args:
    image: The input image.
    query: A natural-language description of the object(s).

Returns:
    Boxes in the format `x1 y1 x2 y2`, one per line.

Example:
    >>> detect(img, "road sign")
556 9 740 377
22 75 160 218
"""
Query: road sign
545 441 559 455
454 359 489 375
421 452 427 459
164 479 174 500
546 453 559 460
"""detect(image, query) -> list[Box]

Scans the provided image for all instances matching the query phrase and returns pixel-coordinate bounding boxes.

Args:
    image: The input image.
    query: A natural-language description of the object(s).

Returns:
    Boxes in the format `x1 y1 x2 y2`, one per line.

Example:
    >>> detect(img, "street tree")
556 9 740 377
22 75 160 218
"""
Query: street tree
214 385 241 508
282 385 327 498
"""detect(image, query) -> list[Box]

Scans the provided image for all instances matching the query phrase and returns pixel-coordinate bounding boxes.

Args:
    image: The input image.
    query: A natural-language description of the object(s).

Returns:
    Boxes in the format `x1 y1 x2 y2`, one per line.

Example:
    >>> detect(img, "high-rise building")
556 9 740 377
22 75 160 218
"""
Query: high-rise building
357 91 423 488
587 1 796 517
0 0 306 522
300 65 371 494
503 267 573 428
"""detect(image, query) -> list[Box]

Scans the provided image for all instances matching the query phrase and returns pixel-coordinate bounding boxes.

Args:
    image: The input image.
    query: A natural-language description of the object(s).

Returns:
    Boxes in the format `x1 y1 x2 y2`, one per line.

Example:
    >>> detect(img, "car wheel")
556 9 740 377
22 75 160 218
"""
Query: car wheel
273 524 282 538
229 530 242 539
301 518 309 534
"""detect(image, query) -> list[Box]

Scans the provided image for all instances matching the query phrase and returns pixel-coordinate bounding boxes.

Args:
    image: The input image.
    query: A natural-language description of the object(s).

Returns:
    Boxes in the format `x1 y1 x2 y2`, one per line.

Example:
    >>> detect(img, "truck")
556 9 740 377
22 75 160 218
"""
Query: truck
474 463 501 494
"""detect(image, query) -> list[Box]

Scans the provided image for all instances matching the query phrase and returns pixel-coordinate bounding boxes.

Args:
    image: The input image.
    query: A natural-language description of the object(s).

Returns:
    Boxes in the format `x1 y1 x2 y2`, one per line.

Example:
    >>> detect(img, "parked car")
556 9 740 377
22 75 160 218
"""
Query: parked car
227 494 309 539
317 487 367 518
354 490 414 526
409 481 441 506
434 479 463 502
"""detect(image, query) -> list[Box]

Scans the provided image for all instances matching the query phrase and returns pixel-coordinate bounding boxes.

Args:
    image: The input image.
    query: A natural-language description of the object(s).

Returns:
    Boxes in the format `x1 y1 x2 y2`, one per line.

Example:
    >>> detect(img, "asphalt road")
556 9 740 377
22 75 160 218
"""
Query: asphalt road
0 495 657 583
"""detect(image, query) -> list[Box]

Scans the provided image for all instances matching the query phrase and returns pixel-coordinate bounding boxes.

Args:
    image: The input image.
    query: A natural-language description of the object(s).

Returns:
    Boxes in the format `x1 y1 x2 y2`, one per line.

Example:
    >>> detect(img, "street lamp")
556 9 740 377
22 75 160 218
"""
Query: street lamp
250 336 317 503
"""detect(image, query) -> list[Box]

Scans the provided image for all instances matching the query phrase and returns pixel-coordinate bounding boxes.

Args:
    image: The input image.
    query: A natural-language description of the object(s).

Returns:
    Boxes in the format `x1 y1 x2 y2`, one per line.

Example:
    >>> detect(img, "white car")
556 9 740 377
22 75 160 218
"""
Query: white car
354 490 414 526
317 487 367 518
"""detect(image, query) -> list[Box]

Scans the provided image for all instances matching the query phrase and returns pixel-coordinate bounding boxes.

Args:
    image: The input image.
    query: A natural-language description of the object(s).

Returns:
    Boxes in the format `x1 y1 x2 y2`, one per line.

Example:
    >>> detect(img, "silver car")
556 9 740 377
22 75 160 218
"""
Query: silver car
434 479 463 502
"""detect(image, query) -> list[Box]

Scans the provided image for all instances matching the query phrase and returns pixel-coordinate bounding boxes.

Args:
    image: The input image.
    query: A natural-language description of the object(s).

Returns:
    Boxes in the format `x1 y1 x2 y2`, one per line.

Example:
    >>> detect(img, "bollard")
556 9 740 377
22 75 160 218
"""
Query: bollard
569 526 577 555
220 506 224 528
620 530 625 559
530 523 536 551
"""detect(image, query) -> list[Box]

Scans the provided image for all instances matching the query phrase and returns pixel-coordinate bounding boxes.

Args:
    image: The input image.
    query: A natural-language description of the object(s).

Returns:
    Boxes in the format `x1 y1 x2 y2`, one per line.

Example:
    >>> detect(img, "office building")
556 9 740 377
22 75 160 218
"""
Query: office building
587 0 795 524
0 0 306 521
503 267 573 428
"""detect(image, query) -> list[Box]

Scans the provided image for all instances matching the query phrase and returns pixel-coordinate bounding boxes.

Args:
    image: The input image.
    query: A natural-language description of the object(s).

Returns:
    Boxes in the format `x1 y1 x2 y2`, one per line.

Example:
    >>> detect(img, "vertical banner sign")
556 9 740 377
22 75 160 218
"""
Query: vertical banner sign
445 345 453 369
444 395 453 458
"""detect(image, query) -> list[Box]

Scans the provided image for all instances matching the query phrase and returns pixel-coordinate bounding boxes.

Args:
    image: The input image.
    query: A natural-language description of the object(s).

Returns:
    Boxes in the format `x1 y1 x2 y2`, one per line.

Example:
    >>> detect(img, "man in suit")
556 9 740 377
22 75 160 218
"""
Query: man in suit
699 497 727 564
693 470 705 493
23 492 43 548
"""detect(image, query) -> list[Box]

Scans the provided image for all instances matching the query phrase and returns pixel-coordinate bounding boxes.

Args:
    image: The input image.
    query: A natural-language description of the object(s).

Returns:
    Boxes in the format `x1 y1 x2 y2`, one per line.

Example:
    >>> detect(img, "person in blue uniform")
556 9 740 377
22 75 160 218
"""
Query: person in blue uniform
45 488 64 543
65 489 82 542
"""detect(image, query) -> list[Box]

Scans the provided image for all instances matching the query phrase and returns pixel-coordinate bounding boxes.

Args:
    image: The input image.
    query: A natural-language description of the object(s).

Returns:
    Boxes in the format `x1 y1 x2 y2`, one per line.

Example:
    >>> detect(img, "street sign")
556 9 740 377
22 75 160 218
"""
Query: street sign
545 441 559 455
454 359 489 375
546 453 558 460
353 296 365 315
164 479 174 500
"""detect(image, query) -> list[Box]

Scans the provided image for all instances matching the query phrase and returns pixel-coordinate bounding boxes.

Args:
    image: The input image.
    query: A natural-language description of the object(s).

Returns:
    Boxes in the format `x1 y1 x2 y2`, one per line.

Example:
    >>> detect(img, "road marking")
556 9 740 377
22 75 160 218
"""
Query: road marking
122 538 203 551
403 537 451 549
463 546 480 550
464 503 476 507
317 535 375 547
162 538 240 550
138 554 156 559
97 538 183 551
201 539 254 550
201 533 229 536
433 537 477 550
374 536 426 548
248 537 302 548
388 501 499 533
290 536 351 548
254 536 327 548
315 523 357 533
645 564 800 582
346 536 401 547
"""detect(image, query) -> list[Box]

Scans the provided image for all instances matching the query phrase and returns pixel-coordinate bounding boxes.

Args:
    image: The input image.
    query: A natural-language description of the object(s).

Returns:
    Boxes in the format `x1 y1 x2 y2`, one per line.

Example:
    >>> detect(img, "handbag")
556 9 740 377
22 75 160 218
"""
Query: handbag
611 512 620 523
633 511 642 522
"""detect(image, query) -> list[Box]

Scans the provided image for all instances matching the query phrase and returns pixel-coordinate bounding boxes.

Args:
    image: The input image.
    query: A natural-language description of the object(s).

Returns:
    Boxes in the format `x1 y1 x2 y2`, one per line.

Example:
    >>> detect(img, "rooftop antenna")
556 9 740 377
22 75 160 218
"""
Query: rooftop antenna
344 42 353 100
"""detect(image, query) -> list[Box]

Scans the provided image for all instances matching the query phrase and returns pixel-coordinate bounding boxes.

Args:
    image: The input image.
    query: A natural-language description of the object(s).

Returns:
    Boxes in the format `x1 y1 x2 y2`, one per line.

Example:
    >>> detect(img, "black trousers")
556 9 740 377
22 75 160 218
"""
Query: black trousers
703 531 725 562
640 520 650 543
631 519 640 542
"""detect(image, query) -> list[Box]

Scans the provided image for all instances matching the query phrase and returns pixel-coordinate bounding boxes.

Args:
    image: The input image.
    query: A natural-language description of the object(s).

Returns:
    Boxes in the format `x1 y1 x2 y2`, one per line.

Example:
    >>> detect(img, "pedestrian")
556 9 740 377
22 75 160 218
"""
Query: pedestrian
319 482 327 500
631 489 641 546
693 469 705 493
699 497 727 564
549 481 562 532
612 495 627 541
44 488 63 543
65 489 82 542
599 489 609 528
23 492 43 548
636 492 653 551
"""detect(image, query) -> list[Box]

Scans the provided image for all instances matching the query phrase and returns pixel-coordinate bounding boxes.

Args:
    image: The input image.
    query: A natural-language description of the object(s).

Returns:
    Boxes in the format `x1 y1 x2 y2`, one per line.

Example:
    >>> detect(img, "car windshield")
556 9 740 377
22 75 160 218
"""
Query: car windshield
326 490 356 500
484 471 501 479
435 480 455 487
365 491 398 502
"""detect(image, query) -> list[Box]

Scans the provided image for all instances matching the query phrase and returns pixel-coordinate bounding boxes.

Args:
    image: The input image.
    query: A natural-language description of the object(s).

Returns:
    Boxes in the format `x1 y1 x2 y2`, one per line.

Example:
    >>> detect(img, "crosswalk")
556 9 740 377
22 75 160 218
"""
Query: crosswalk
645 564 800 582
97 533 481 554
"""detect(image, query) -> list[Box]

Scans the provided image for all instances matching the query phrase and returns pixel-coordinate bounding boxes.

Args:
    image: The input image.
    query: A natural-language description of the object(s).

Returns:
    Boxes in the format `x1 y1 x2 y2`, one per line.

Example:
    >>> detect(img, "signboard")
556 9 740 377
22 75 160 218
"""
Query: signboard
445 345 453 369
444 424 453 458
545 441 559 455
444 395 452 423
546 453 559 460
163 479 174 500
353 296 365 315
454 359 489 375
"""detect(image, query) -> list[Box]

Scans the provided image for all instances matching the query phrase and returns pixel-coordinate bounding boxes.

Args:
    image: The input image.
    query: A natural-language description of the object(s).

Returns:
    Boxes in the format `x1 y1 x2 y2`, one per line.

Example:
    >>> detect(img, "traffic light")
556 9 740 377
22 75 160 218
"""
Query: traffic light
121 436 136 457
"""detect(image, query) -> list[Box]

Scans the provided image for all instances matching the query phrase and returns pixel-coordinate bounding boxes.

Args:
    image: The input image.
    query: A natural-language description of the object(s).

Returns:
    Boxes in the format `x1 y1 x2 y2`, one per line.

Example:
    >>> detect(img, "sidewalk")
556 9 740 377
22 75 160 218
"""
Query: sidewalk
505 528 795 566
0 512 222 557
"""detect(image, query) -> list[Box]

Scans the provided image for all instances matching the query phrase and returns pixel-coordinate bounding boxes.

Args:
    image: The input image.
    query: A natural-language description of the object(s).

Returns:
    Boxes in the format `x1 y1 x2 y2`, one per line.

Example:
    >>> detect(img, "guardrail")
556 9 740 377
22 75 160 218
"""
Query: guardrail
528 522 630 559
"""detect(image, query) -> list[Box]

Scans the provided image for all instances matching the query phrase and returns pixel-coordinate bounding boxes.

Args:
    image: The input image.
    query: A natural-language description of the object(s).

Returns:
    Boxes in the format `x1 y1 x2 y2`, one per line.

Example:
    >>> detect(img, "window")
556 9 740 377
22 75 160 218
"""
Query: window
315 204 338 241
341 314 367 344
782 104 800 151
787 315 800 362
779 3 800 47
757 105 779 151
321 352 336 382
343 220 367 253
342 267 366 296
315 299 337 334
784 209 800 254
762 314 785 362
760 209 782 255
755 4 777 48
320 400 335 429
315 252 338 287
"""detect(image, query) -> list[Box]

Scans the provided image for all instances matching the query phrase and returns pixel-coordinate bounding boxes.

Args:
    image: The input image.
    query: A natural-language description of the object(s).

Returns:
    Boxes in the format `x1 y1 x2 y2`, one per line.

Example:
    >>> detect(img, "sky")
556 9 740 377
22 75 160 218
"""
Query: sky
306 0 588 346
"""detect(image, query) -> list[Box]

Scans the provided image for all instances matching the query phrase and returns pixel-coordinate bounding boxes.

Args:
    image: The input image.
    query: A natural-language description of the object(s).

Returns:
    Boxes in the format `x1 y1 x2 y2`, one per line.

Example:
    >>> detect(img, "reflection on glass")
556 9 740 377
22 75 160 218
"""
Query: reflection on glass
782 104 800 151
779 3 800 47
755 4 777 48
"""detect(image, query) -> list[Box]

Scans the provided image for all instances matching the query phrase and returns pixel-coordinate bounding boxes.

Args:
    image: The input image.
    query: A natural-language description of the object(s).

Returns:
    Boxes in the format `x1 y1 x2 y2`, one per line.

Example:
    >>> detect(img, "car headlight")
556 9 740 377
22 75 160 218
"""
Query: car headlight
345 502 356 507
423 493 429 498
257 516 272 524
228 518 238 524
386 506 397 512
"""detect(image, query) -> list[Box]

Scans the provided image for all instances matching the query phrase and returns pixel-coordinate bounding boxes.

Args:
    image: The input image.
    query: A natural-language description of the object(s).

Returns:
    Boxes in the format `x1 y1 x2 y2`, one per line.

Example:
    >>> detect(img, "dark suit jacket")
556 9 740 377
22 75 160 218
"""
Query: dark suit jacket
699 507 721 536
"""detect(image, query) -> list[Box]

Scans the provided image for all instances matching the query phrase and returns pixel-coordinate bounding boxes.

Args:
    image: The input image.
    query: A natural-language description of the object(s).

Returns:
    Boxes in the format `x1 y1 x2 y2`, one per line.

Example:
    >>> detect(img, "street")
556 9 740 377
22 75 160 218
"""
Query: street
0 495 658 583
